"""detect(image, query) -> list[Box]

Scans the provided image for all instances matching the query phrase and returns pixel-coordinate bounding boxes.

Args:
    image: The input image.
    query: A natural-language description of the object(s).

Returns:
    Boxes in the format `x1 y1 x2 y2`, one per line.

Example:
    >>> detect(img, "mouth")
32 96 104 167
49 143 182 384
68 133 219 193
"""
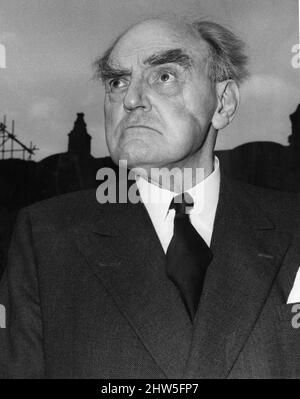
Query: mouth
125 125 161 134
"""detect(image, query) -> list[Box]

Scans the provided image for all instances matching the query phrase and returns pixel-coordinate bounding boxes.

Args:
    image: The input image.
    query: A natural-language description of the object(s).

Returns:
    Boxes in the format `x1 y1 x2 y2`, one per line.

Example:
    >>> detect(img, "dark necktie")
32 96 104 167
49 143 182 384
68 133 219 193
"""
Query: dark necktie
166 192 213 321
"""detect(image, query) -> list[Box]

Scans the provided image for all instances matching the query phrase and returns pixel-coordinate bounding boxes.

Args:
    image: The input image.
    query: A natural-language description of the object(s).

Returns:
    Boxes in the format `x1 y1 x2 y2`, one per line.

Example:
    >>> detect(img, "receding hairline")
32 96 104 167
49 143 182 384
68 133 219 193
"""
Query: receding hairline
95 17 211 78
94 16 249 85
110 17 210 58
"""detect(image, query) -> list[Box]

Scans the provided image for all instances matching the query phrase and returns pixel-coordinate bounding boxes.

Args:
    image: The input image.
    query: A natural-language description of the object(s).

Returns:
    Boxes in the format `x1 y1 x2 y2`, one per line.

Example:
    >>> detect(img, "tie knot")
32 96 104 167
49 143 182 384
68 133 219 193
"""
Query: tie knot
169 192 194 215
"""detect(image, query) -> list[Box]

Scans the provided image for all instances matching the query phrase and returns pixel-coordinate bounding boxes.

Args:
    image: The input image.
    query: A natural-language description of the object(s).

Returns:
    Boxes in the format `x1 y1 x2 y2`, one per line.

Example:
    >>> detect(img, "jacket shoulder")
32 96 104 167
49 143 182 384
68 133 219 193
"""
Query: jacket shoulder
21 189 101 231
227 176 299 231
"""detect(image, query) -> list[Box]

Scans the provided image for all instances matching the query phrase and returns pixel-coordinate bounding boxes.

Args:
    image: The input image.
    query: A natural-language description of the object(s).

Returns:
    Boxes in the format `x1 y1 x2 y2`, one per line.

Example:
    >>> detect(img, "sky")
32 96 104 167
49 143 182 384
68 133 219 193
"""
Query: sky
0 0 299 161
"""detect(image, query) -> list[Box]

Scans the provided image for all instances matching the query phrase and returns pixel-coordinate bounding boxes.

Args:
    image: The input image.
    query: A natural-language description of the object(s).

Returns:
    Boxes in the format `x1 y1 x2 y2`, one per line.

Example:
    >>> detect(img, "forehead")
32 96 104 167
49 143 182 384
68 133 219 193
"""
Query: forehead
109 20 208 69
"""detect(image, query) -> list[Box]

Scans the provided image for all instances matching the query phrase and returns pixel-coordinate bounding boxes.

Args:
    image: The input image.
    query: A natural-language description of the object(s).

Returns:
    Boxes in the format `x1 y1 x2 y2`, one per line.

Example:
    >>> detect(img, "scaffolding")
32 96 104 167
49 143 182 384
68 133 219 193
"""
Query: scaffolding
0 115 38 160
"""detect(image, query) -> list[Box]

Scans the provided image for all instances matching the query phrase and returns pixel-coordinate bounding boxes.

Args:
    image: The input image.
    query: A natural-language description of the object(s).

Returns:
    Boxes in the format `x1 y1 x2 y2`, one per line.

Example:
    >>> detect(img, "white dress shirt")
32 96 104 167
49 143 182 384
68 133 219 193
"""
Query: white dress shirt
136 157 221 252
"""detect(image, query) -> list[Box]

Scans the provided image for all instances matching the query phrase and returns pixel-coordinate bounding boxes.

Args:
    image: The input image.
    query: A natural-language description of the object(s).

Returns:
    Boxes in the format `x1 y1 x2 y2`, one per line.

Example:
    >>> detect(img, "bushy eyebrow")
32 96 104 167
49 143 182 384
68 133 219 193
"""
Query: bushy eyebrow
144 49 193 68
97 48 192 82
100 65 132 82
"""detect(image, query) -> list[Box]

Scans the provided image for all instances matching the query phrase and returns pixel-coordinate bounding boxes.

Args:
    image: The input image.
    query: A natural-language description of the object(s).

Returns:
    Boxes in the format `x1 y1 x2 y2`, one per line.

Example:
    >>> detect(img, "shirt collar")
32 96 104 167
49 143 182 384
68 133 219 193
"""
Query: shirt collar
136 156 220 223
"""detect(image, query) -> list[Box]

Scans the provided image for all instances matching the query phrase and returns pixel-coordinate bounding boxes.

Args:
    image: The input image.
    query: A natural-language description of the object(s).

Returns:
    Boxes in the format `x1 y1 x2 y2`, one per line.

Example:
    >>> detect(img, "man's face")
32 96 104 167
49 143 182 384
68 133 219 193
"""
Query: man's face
104 20 218 170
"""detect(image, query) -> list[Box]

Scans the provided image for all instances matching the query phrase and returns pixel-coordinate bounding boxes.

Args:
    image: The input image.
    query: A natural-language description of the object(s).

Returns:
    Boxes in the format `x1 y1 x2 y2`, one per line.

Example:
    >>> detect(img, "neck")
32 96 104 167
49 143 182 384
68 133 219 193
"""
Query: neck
135 152 215 193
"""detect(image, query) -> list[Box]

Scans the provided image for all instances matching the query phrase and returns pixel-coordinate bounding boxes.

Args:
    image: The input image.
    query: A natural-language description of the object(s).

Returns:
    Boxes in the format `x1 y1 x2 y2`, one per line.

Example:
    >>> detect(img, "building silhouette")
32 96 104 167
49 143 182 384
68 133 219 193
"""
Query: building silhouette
68 112 91 158
36 113 98 199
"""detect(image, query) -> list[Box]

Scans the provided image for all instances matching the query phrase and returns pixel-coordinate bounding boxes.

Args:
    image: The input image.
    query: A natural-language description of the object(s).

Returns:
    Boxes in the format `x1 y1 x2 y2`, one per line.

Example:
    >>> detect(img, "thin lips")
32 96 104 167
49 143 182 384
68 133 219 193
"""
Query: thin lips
126 125 160 133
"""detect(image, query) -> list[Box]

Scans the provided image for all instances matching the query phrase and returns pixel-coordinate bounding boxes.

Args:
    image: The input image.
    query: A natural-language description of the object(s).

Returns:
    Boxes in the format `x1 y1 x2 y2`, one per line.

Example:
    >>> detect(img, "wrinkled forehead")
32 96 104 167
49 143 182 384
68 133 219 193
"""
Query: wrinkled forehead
109 20 208 70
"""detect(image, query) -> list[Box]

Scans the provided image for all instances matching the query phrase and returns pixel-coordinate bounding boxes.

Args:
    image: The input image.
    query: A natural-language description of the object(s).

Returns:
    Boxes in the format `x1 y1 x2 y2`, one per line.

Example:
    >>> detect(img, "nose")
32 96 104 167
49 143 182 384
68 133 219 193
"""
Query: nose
123 78 151 113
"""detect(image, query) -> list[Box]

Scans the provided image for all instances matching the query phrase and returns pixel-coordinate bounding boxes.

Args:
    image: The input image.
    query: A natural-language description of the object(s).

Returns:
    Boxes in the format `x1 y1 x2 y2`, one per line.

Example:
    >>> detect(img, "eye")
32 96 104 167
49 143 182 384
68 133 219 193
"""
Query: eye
109 78 127 91
158 72 176 83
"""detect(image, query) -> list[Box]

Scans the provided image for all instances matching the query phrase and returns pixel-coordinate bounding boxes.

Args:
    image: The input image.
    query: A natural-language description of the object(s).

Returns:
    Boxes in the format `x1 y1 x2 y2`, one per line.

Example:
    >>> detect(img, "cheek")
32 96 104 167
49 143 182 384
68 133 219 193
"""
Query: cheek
155 88 215 153
158 96 201 142
178 87 216 142
104 103 121 153
183 83 217 125
104 97 124 132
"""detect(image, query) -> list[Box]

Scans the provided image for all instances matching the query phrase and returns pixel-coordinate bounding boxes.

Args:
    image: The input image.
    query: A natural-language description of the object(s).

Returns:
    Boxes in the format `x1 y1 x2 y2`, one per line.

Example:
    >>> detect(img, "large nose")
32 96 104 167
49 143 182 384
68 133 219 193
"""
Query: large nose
123 78 151 113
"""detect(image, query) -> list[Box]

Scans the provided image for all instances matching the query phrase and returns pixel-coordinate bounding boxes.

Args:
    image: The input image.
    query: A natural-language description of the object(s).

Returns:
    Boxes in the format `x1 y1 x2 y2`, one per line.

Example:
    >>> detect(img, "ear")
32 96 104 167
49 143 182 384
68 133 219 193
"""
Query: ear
211 80 240 130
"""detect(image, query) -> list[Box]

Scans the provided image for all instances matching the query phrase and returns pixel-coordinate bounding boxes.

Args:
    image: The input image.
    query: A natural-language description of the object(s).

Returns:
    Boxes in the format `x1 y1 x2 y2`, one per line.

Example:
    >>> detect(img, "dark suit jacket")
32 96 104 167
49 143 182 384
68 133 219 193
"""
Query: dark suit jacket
0 173 299 378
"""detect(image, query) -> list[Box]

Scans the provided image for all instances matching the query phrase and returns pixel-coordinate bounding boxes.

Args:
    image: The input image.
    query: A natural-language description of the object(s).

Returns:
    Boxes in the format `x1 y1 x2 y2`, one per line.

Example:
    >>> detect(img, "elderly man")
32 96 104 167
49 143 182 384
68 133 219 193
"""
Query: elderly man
0 17 299 379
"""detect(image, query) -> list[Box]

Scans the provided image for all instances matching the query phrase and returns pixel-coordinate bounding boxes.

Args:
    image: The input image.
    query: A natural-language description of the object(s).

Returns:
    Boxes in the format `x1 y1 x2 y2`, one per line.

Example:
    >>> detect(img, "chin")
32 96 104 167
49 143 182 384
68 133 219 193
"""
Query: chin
114 142 150 168
122 157 148 170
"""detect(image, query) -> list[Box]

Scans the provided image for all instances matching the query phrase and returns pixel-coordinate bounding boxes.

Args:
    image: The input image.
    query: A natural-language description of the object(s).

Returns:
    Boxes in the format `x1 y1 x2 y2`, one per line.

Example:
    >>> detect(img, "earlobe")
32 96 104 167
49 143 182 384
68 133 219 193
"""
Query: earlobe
212 80 240 130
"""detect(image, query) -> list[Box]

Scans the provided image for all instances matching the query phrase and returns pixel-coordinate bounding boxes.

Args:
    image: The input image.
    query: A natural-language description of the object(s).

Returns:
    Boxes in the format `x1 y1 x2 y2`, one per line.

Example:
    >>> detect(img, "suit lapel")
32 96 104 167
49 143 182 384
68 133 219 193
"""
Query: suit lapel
183 174 292 378
73 186 192 379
